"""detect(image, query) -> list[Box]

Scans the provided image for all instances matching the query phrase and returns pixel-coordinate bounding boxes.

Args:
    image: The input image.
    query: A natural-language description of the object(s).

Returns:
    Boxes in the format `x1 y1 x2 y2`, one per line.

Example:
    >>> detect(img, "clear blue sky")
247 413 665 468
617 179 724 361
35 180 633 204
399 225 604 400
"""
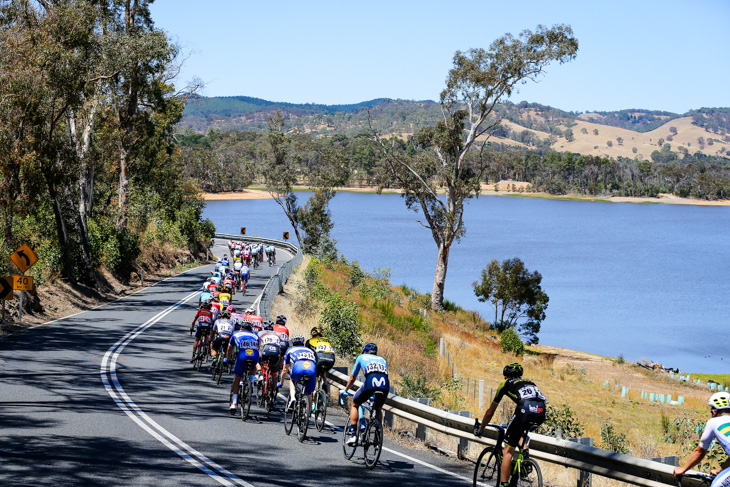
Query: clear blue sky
150 0 730 114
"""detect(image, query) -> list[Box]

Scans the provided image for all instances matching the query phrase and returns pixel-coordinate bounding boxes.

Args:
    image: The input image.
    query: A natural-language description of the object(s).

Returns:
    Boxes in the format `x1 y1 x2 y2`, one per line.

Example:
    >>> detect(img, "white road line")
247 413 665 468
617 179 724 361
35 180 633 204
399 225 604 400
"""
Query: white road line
101 291 254 487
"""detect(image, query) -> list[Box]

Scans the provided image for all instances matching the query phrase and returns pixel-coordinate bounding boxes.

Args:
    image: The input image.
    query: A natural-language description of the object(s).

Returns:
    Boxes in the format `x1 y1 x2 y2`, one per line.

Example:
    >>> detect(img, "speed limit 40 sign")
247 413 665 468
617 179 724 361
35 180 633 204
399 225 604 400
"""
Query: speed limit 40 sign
12 275 33 291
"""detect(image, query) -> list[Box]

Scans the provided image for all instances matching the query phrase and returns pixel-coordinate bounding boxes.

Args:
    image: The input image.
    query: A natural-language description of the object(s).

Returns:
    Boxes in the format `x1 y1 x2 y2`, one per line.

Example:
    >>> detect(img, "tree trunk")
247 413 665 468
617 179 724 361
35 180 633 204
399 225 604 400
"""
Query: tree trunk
116 145 129 231
431 242 450 310
49 187 75 283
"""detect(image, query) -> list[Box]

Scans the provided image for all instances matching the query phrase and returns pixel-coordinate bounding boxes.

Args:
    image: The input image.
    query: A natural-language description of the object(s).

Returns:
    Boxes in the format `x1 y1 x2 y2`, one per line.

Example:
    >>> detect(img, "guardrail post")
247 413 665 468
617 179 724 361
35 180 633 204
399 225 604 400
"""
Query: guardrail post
440 337 445 356
569 437 593 487
652 456 679 466
409 398 431 441
384 386 397 428
479 380 485 410
141 269 144 287
449 410 472 458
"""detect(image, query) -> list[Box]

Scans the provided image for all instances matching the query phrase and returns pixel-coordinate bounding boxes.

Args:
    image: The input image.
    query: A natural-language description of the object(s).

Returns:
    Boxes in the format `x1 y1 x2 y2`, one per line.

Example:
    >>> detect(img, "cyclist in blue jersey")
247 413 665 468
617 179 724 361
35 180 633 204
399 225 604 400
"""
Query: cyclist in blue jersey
674 392 730 485
227 321 260 413
343 342 389 446
281 334 317 412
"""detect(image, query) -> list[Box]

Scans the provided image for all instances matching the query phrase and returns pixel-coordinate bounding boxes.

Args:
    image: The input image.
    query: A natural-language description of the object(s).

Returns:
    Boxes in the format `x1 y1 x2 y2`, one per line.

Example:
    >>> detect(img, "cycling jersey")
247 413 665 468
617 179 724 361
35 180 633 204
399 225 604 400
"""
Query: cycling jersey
199 291 212 303
352 353 389 408
194 308 213 327
234 262 243 272
213 318 234 337
258 330 282 368
274 324 290 355
493 378 546 406
229 330 260 376
306 337 336 375
285 346 317 394
229 313 243 328
700 416 730 454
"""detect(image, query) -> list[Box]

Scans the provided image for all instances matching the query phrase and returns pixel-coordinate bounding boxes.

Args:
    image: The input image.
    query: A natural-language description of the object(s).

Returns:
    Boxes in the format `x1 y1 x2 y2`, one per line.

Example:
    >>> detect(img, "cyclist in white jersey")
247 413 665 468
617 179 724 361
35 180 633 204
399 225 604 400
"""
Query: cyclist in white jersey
675 392 730 485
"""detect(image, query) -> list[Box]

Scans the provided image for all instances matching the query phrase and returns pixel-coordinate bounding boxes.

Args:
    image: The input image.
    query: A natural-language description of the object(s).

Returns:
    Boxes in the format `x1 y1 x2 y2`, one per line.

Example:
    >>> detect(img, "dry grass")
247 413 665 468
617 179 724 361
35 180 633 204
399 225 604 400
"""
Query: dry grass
271 257 712 486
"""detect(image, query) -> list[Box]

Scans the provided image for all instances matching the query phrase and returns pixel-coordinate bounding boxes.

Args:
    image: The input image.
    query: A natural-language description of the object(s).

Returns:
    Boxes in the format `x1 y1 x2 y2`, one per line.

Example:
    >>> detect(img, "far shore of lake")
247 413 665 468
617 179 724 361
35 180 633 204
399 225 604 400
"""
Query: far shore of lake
203 182 730 207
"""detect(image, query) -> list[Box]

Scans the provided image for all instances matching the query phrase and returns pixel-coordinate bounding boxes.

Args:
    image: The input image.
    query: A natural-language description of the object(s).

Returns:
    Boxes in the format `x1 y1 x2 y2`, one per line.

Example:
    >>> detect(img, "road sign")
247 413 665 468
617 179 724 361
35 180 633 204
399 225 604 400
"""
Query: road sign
283 232 289 240
0 277 13 300
240 227 246 235
10 243 38 273
13 275 33 292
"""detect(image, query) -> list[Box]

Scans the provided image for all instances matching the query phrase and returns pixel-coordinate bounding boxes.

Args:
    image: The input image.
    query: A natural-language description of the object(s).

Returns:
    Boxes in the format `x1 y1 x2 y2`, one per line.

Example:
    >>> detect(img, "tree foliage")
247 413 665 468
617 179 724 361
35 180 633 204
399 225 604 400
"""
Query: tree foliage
373 25 578 310
473 258 549 344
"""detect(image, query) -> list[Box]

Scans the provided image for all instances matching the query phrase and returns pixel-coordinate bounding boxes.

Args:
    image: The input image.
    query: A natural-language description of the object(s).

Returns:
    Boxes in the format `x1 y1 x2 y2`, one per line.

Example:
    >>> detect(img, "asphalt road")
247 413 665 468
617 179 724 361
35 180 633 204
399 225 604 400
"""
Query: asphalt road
0 239 477 486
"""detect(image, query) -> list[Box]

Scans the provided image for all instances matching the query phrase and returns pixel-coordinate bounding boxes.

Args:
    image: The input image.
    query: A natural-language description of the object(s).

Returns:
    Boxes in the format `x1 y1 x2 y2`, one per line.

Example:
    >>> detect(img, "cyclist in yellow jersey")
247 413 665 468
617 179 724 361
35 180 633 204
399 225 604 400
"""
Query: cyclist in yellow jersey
305 326 336 388
218 291 232 309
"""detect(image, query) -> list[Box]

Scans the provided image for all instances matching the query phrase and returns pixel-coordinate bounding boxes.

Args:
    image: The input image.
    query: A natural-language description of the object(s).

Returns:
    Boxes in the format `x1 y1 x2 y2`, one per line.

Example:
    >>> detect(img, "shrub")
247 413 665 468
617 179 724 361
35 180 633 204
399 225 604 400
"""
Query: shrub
319 292 361 358
397 372 441 401
538 404 585 439
349 260 366 287
600 420 630 454
500 327 525 355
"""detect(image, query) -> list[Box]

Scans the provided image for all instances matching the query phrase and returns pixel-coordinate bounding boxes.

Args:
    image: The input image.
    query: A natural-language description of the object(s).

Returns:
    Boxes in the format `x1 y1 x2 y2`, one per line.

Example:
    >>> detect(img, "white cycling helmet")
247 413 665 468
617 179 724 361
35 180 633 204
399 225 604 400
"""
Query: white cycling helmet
709 391 730 410
245 307 256 315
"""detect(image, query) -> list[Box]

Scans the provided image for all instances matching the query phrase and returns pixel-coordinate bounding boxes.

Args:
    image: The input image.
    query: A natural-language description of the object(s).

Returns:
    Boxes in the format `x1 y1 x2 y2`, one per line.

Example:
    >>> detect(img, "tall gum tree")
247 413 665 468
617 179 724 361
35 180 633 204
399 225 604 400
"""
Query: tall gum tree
374 24 578 310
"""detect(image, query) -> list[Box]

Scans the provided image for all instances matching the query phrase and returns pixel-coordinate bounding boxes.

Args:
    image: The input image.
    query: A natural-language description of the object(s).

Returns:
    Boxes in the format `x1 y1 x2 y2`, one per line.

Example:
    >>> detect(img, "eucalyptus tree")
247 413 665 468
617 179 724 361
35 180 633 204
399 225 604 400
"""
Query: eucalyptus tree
374 25 578 310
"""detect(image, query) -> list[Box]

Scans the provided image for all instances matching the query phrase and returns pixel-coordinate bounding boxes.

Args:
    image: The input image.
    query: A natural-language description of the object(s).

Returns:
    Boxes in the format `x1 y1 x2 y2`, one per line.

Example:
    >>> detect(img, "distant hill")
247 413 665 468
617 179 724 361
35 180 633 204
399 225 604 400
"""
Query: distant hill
179 96 730 160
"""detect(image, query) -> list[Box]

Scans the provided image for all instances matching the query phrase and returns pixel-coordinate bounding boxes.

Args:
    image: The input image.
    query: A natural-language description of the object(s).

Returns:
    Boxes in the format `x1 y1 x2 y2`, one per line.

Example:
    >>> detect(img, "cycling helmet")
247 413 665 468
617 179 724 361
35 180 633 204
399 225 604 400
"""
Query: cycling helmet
263 321 274 331
709 391 730 410
275 315 287 325
245 307 256 315
362 343 378 355
291 334 305 346
227 304 237 313
221 309 231 319
310 326 323 337
241 321 253 332
503 362 523 378
201 301 212 310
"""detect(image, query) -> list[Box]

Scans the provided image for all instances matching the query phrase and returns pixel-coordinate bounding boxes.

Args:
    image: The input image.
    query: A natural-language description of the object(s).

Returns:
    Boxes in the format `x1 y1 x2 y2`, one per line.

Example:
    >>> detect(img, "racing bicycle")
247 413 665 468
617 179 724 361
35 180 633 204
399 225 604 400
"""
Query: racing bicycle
312 375 328 431
229 362 254 421
339 390 384 470
473 421 542 487
256 362 278 413
284 376 311 442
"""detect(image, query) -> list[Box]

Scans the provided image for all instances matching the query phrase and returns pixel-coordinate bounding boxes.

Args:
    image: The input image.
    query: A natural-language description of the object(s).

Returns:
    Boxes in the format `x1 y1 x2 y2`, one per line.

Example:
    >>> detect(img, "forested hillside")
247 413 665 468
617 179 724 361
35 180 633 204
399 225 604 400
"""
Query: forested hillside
0 1 214 293
180 96 730 161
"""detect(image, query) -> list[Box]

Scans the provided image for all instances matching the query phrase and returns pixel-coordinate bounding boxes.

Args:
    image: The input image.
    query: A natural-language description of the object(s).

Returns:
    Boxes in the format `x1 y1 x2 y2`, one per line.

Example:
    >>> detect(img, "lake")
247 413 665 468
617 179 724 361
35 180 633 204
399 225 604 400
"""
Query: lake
204 192 730 373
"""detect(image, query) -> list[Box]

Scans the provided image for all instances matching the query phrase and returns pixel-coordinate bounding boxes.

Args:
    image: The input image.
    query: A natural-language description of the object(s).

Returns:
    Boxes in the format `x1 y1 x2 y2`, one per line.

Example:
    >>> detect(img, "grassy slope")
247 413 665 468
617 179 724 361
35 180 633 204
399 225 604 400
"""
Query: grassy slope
273 255 723 465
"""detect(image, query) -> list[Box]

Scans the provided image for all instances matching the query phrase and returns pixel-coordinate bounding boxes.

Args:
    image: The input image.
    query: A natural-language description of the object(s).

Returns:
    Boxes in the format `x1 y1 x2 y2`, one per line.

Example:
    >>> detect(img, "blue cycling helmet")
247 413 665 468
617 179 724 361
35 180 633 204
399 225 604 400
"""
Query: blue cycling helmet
362 343 378 355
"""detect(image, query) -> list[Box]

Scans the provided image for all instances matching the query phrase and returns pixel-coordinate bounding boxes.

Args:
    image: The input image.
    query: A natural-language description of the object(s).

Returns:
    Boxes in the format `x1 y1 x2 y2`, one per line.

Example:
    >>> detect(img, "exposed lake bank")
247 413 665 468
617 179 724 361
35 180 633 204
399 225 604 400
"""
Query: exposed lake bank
202 182 730 206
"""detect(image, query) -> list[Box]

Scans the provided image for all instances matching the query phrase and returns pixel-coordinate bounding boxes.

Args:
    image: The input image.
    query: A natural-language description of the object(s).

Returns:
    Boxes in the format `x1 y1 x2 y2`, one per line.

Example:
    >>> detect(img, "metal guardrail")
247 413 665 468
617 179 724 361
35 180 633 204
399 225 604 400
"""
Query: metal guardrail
214 233 302 321
326 368 699 487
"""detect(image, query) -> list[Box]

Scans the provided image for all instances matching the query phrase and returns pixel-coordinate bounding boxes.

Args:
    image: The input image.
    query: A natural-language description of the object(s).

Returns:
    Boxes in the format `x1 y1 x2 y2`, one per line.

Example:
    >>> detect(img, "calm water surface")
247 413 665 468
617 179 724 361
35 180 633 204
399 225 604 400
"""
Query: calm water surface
204 193 730 373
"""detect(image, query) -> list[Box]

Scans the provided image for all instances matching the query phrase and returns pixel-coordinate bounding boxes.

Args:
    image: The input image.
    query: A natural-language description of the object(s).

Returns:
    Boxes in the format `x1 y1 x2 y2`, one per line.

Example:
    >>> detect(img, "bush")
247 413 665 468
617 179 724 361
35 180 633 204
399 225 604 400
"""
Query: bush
538 404 585 439
500 328 525 355
600 420 630 454
319 291 361 358
397 372 441 401
311 234 338 263
349 260 366 287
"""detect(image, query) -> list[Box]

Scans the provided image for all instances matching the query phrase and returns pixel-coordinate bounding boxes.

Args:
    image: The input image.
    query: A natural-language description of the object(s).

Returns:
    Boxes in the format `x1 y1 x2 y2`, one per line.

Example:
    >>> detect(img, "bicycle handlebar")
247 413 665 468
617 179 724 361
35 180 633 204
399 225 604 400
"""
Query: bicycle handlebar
676 473 714 487
473 419 505 437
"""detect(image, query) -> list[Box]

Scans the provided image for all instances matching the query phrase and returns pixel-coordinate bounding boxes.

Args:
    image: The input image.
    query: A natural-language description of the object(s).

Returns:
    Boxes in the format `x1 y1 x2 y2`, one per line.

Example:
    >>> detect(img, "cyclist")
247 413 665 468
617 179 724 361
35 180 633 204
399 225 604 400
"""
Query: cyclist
342 342 389 446
674 392 730 483
227 321 260 413
274 315 290 360
240 263 250 289
218 288 232 310
242 307 263 331
476 362 546 487
189 301 214 363
280 334 317 411
221 254 229 267
257 321 282 387
265 245 276 265
306 326 336 388
211 309 234 359
229 305 244 330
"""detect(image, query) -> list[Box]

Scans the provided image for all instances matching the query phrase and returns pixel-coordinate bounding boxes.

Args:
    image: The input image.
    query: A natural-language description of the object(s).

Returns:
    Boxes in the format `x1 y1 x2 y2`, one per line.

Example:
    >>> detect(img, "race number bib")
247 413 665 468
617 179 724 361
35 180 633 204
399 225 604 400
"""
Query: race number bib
518 385 543 400
365 361 388 375
316 343 333 353
297 350 316 362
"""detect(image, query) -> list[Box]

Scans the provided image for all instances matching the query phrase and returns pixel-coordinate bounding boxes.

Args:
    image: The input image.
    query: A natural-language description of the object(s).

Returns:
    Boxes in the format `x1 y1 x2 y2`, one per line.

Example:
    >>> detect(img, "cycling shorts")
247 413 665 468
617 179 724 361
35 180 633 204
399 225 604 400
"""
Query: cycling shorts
261 344 282 368
234 349 259 376
353 374 389 408
212 333 231 353
290 360 317 395
504 399 546 448
315 352 335 375
195 324 212 340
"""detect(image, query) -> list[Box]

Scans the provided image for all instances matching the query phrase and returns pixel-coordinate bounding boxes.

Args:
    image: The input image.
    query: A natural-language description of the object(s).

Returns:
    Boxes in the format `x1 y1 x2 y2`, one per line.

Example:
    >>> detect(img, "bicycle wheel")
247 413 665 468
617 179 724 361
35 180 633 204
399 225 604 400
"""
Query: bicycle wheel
297 395 311 442
474 447 501 487
240 378 251 421
314 389 327 431
363 419 383 469
342 420 357 460
283 394 294 435
265 375 276 413
515 458 542 487
194 344 203 372
256 378 264 408
216 360 224 385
